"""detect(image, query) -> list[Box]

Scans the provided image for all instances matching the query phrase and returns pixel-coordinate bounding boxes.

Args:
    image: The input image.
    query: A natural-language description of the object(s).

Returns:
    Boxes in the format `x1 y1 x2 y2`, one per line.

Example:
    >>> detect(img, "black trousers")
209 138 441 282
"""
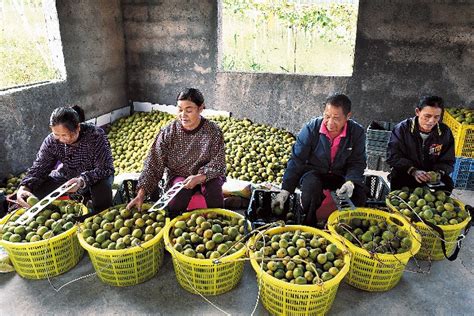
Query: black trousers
300 172 367 227
389 171 454 193
153 177 224 219
33 176 114 212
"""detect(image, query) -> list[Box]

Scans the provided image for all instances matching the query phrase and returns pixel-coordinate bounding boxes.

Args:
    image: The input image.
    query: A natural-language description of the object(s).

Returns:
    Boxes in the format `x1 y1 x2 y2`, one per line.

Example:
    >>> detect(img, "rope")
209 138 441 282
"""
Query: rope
164 221 287 315
250 228 266 316
43 206 157 292
45 223 150 292
44 206 99 292
249 224 331 286
332 219 430 274
168 243 231 316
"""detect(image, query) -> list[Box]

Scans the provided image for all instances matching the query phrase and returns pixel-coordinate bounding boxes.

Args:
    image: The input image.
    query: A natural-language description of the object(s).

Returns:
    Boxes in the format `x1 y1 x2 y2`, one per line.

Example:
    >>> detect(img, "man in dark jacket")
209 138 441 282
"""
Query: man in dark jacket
273 93 367 227
387 95 455 192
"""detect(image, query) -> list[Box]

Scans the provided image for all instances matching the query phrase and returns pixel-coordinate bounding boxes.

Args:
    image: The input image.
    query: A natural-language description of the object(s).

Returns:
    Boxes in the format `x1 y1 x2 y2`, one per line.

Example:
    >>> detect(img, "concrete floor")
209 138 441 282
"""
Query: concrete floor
1 189 473 315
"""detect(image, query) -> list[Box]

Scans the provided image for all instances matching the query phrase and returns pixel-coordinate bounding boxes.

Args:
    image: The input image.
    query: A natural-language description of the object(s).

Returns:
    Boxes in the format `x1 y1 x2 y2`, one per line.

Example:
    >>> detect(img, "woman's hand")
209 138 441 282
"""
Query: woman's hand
182 174 206 189
127 188 146 211
65 177 85 193
16 186 34 208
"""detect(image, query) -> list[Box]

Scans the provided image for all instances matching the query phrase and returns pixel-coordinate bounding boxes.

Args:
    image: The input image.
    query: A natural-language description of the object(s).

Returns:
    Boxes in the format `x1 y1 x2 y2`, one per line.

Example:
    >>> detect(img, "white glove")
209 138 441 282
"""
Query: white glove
336 181 355 199
271 190 290 210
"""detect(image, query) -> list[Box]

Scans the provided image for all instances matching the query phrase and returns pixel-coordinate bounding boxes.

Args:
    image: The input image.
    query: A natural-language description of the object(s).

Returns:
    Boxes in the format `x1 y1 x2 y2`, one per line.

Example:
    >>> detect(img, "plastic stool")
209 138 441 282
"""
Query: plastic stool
187 192 207 210
315 189 337 221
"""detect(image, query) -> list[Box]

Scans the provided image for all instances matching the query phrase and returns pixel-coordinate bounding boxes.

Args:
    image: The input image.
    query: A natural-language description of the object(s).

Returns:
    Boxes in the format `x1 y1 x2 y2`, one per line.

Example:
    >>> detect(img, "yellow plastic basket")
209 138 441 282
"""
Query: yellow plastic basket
248 225 351 316
164 208 248 296
0 204 86 280
386 199 471 261
327 208 421 292
77 204 167 287
443 110 474 158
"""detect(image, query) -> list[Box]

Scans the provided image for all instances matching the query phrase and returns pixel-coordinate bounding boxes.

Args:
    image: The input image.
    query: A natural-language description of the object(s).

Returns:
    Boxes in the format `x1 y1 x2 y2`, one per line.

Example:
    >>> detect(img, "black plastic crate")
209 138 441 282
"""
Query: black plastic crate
113 179 138 205
112 179 165 205
364 174 390 207
367 121 396 140
367 152 391 172
246 189 303 230
366 138 389 153
366 140 389 154
366 121 395 153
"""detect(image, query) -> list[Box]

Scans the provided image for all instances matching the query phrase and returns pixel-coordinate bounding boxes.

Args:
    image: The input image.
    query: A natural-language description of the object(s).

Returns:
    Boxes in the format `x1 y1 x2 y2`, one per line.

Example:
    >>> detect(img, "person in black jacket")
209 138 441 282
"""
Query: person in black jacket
273 93 367 227
387 95 455 192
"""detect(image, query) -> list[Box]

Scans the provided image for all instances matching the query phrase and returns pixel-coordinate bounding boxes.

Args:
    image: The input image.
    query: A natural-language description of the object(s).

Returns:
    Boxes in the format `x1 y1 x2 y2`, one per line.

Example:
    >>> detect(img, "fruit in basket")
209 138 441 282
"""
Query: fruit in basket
0 200 82 243
82 206 166 250
446 108 474 125
0 173 26 195
334 218 412 254
427 171 440 184
169 212 247 259
387 186 468 225
272 205 283 216
26 196 39 207
252 230 345 284
106 110 295 184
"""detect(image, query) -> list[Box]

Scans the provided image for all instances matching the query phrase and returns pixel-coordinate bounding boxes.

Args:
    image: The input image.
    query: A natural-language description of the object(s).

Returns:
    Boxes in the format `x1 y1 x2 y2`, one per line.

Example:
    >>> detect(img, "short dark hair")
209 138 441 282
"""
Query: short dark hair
325 93 351 116
177 88 205 107
49 106 84 132
417 95 444 111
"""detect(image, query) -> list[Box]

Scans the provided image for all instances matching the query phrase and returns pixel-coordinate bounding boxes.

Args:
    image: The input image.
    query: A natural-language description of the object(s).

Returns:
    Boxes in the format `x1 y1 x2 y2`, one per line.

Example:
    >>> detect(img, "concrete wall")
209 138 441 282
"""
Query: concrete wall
123 0 473 134
0 0 127 179
2 0 473 178
123 0 217 107
349 0 474 127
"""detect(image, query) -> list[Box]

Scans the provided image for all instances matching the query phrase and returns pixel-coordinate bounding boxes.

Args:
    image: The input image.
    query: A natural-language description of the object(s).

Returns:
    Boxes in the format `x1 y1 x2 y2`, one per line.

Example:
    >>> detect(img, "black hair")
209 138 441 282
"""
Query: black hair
49 106 84 132
325 93 352 116
71 105 85 122
417 95 444 111
177 88 205 107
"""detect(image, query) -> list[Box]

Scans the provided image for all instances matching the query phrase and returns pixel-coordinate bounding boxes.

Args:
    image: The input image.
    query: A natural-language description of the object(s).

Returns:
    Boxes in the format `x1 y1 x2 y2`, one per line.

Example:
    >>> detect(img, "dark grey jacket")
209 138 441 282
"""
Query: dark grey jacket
282 117 366 193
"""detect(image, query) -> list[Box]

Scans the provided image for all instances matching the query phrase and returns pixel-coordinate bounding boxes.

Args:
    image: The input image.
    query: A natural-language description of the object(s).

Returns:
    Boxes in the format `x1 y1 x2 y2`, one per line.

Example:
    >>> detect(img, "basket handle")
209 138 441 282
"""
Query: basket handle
423 204 473 261
244 189 257 234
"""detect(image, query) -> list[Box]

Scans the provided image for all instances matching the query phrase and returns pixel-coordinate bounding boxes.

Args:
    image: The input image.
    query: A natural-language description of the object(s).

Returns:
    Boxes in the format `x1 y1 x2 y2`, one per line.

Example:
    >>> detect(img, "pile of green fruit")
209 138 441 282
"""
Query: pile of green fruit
107 111 174 175
334 218 413 254
252 230 345 284
387 187 469 225
106 111 295 184
0 173 26 196
1 200 81 243
213 117 294 183
446 108 474 125
81 206 166 250
169 212 247 259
